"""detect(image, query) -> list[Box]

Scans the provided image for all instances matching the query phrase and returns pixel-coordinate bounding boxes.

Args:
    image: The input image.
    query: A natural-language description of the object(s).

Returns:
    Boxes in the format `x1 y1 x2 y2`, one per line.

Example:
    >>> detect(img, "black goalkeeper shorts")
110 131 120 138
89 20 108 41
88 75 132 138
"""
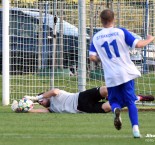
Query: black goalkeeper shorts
77 87 106 113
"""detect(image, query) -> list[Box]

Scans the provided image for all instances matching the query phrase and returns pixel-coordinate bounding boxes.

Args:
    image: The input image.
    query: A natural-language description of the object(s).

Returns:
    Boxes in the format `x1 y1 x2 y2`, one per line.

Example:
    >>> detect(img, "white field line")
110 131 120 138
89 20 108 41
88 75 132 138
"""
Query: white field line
0 133 137 139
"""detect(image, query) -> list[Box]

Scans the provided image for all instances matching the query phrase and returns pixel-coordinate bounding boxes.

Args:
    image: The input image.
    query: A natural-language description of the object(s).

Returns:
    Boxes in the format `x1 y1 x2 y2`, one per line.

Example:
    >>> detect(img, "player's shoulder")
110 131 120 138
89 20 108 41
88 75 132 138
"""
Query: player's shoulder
117 27 131 34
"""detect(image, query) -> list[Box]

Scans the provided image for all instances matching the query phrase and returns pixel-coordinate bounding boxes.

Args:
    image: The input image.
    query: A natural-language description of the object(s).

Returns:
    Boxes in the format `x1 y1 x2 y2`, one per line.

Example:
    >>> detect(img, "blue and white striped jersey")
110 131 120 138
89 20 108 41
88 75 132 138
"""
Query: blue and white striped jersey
89 27 141 87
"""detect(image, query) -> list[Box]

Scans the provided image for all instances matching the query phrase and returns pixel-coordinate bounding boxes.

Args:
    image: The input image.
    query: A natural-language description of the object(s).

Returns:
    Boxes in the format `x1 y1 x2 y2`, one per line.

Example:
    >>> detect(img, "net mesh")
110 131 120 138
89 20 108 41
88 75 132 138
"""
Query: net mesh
3 0 154 104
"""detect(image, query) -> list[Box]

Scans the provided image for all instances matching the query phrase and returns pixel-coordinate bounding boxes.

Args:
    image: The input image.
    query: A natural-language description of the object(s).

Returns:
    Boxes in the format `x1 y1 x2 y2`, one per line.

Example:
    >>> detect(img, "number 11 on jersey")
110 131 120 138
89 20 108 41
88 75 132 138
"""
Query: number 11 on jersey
101 39 120 59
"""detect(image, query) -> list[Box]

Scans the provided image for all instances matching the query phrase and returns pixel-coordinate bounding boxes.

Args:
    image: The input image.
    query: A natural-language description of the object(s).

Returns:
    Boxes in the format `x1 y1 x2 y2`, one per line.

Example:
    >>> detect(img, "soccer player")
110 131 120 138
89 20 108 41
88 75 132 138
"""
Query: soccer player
89 9 154 138
14 86 111 113
12 86 154 114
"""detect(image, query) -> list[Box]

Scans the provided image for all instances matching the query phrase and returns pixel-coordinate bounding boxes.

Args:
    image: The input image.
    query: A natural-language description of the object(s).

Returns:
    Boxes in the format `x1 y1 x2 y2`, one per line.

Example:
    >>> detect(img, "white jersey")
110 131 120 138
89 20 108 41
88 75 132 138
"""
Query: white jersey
89 27 141 87
49 90 80 113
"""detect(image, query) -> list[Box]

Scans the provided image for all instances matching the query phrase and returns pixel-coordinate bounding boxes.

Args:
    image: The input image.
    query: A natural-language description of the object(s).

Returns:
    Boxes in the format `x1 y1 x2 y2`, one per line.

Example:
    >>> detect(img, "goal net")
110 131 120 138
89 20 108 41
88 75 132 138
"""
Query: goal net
1 0 155 105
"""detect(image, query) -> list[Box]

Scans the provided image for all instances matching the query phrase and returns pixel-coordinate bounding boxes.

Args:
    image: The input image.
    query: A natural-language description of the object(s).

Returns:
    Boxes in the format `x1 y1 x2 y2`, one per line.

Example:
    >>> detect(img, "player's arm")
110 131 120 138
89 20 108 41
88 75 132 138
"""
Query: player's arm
120 28 154 49
25 89 60 102
15 108 50 113
28 108 50 113
89 42 100 62
41 89 60 98
36 89 60 100
135 35 155 48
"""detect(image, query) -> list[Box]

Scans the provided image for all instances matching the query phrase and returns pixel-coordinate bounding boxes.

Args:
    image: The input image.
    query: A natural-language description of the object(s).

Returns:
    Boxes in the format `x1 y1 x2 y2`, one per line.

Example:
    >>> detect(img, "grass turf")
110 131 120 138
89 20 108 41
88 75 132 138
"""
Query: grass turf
0 74 155 144
0 105 155 145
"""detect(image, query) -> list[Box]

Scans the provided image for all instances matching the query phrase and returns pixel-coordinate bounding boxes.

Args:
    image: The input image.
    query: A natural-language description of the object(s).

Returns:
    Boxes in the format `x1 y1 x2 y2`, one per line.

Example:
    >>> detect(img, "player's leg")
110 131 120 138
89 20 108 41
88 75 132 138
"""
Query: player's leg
108 87 122 130
137 94 154 101
106 94 154 102
78 87 106 113
101 101 111 113
122 80 141 138
85 102 109 113
127 103 140 138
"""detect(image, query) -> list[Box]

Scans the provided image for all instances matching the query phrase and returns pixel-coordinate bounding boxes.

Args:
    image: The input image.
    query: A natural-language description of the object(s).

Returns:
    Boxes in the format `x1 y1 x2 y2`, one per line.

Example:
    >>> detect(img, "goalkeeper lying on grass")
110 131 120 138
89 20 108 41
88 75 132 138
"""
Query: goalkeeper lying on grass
11 86 154 113
12 86 154 113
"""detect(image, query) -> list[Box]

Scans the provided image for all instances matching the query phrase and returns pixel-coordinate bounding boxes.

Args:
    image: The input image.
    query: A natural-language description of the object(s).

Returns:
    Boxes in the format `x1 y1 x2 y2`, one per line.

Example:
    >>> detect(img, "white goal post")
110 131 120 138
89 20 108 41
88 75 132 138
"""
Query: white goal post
2 0 10 105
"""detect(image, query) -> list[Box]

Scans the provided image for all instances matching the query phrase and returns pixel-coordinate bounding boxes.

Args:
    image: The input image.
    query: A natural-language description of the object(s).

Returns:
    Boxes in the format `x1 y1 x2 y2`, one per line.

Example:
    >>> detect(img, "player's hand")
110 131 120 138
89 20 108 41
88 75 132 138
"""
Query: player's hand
11 100 18 112
147 35 155 42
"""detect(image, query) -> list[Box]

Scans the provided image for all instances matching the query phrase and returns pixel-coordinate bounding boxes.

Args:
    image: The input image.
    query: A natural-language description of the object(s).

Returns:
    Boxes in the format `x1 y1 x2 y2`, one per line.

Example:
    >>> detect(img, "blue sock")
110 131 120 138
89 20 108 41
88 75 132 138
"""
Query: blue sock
128 103 139 126
111 103 121 113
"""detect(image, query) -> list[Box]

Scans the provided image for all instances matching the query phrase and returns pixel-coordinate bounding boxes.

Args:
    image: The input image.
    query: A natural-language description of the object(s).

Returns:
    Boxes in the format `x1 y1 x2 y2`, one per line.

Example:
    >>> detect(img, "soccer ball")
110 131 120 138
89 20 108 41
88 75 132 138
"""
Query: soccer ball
18 98 34 112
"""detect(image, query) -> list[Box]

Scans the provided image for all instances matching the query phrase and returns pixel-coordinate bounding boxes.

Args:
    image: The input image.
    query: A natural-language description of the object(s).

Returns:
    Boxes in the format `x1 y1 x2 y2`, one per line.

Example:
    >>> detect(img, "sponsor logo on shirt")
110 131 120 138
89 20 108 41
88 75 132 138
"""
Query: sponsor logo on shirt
96 32 119 40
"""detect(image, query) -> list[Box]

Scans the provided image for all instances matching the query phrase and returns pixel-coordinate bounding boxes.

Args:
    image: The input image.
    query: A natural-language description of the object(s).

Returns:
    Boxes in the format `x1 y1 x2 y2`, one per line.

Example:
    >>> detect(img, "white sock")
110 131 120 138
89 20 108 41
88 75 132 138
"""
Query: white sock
133 125 139 132
136 96 140 101
113 108 117 114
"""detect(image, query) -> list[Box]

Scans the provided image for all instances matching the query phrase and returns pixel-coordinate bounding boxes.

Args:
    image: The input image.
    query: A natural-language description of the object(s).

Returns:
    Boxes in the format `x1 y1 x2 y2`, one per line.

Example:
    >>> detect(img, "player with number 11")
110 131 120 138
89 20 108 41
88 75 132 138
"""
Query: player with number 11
89 9 154 138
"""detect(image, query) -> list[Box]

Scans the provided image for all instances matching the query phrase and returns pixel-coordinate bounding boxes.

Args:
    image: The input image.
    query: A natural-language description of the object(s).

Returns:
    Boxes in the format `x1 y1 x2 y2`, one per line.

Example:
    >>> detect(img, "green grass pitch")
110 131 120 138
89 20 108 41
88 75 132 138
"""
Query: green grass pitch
0 74 155 145
0 106 155 145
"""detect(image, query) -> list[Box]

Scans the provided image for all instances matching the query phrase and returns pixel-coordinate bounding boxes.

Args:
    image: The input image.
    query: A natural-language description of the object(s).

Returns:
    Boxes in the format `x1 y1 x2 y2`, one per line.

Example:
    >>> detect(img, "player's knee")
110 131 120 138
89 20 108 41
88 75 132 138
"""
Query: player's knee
100 86 108 98
102 102 111 113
